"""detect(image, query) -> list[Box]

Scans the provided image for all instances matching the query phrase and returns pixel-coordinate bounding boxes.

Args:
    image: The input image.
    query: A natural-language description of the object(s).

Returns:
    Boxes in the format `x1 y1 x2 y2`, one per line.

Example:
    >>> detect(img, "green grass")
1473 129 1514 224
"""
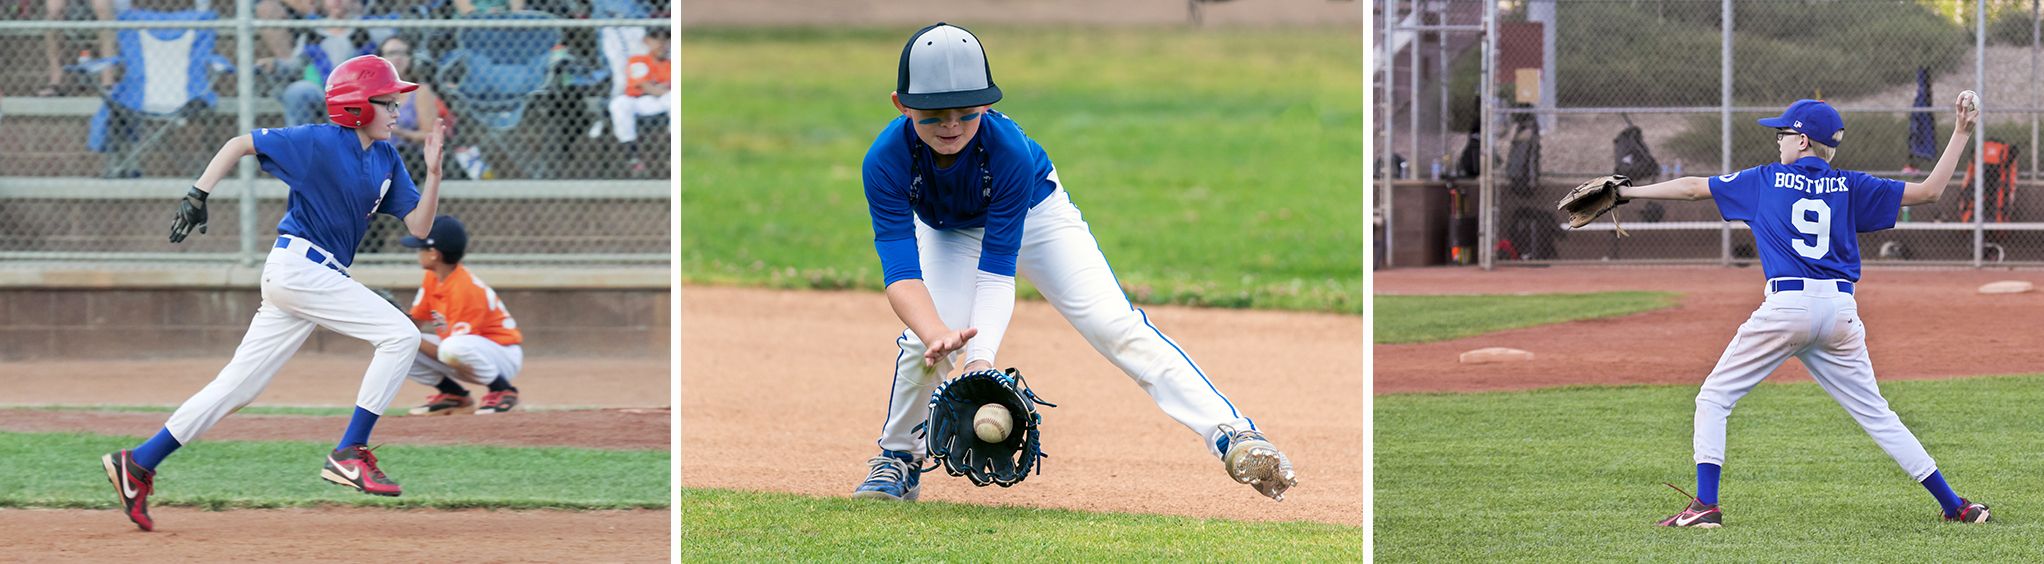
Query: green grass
681 28 1363 314
1376 376 2044 561
680 488 1360 561
1554 1 1966 107
0 432 669 510
1373 292 1677 344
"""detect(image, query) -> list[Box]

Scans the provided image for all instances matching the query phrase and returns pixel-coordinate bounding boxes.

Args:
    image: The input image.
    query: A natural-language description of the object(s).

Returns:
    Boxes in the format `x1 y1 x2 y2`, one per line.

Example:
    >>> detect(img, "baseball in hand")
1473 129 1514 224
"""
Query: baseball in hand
1959 90 1979 113
974 403 1012 443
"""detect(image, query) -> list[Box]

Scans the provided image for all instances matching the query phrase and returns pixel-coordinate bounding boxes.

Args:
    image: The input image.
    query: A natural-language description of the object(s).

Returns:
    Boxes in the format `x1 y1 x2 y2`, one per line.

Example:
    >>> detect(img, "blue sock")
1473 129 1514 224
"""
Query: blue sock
337 407 379 451
130 428 182 471
1696 463 1722 505
1921 470 1963 516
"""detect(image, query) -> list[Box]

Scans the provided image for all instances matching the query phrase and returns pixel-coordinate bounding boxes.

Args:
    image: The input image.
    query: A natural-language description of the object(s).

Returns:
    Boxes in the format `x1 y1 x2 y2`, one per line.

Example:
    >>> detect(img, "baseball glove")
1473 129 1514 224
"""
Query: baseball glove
925 367 1056 488
1557 174 1633 237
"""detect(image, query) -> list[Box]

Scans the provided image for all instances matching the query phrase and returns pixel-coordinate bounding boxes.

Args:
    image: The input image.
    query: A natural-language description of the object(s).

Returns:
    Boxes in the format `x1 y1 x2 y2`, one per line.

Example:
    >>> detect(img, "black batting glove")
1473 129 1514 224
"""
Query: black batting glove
169 186 209 243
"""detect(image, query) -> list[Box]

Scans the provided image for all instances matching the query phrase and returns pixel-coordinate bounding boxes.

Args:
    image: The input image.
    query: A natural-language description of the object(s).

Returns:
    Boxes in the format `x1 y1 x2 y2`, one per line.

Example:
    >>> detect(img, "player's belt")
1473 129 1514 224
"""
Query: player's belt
275 236 351 278
1769 279 1851 294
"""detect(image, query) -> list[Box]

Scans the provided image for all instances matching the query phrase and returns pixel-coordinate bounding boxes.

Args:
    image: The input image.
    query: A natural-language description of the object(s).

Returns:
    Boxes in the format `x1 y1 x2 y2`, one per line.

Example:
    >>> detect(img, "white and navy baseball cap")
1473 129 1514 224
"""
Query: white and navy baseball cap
1758 99 1845 148
896 22 1002 110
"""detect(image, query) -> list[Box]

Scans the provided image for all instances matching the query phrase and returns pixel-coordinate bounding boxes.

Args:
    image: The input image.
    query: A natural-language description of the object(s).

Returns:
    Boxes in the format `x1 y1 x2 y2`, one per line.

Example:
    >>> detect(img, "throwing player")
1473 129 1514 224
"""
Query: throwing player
401 214 526 415
1593 96 1990 526
101 55 443 531
850 23 1297 503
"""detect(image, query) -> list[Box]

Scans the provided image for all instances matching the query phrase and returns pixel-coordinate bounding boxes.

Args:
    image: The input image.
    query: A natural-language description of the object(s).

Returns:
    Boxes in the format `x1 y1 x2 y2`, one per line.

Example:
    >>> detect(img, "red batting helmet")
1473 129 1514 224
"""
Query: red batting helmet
324 55 419 128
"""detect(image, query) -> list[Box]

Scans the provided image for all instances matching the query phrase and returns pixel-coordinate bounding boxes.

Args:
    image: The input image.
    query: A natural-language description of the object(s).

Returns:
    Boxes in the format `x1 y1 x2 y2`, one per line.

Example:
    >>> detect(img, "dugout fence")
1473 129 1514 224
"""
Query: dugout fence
1378 0 2044 269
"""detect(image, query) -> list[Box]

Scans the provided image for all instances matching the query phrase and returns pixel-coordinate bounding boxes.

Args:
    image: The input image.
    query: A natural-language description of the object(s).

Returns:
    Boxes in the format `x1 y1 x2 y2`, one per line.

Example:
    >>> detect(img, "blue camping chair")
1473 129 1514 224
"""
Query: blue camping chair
437 10 561 179
80 9 232 179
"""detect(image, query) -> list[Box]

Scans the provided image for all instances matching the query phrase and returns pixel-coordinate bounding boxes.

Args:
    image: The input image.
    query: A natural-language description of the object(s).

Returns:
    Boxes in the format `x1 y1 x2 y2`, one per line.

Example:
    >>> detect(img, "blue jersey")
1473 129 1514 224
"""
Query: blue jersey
253 124 419 267
863 110 1059 285
1709 156 1904 282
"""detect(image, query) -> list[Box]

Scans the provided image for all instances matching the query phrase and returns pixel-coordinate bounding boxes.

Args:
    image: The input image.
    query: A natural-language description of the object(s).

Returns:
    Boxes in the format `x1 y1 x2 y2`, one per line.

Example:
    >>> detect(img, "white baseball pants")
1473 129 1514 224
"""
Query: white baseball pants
162 239 420 443
608 93 672 144
407 333 525 387
876 187 1256 459
1692 278 1938 480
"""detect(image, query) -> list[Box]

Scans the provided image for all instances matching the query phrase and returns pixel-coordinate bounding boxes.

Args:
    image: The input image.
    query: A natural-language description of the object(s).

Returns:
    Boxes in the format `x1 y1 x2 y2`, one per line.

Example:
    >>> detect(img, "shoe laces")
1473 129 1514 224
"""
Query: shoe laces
865 455 908 484
353 445 390 482
1217 424 1267 454
1662 482 1710 512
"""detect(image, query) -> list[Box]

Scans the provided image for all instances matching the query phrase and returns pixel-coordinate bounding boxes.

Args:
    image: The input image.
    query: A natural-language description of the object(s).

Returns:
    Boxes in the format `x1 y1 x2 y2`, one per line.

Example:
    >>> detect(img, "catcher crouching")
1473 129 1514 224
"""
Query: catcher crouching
849 23 1297 504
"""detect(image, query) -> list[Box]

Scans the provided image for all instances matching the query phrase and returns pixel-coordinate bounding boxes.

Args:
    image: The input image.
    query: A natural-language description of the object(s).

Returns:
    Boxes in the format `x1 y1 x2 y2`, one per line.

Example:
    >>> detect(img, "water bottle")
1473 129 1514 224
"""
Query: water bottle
1430 160 1442 181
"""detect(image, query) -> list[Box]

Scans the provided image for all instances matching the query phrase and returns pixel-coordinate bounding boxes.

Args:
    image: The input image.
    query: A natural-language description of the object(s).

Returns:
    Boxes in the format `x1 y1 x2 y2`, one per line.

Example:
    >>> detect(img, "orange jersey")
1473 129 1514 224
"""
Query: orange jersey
625 54 671 97
409 265 523 346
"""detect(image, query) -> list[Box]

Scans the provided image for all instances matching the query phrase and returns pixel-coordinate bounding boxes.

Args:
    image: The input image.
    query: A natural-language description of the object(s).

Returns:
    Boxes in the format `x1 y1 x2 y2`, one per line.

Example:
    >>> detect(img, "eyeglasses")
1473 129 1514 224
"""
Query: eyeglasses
370 98 402 113
381 48 410 57
915 111 983 126
1775 129 1803 140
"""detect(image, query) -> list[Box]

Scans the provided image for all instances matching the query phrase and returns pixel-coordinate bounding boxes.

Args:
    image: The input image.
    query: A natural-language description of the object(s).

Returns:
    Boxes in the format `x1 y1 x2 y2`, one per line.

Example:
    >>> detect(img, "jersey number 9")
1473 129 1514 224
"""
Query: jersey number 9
1791 199 1832 260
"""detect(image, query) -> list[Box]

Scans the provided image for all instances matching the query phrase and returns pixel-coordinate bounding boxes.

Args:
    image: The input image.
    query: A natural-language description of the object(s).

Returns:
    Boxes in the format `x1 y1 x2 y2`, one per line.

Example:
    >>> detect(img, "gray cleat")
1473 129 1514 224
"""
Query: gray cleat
1219 424 1297 502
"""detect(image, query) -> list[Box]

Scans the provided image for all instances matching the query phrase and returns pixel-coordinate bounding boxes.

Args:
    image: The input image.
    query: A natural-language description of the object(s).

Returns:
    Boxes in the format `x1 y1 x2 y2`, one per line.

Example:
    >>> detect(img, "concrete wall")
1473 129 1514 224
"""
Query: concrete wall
0 267 668 361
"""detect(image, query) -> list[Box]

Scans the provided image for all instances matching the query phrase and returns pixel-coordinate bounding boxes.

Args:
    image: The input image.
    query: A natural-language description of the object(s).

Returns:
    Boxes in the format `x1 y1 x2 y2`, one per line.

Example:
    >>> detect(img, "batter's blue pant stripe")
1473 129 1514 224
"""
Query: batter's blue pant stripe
875 331 912 447
1139 308 1243 421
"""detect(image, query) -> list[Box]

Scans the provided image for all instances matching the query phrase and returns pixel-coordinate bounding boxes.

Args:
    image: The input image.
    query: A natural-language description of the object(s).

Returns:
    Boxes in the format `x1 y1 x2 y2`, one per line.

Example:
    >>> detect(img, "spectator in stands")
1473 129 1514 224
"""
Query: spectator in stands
381 35 448 177
37 0 118 96
607 25 669 177
592 0 651 99
278 0 400 126
253 0 313 82
255 0 398 92
452 0 521 15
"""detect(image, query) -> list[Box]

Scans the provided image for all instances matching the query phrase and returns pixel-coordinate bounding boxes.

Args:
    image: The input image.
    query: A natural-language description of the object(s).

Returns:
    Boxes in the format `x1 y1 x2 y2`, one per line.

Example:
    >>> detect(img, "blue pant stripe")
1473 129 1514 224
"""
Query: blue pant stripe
876 331 911 449
1139 308 1242 421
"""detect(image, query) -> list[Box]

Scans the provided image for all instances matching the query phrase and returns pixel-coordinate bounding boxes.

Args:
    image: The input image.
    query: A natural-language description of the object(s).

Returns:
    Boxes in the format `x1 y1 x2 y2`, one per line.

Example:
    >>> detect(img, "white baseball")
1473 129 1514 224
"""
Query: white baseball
1959 90 1979 113
973 403 1012 443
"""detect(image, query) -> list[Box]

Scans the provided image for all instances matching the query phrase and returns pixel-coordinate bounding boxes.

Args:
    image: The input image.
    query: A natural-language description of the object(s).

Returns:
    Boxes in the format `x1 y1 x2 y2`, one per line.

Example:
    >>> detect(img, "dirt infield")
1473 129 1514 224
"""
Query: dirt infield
680 285 1363 526
0 353 671 558
1375 266 2044 394
0 507 667 562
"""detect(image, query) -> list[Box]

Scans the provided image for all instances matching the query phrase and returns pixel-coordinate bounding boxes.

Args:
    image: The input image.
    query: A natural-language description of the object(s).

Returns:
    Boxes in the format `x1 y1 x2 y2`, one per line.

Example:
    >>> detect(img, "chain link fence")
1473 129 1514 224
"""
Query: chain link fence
0 1 670 268
1381 0 2044 268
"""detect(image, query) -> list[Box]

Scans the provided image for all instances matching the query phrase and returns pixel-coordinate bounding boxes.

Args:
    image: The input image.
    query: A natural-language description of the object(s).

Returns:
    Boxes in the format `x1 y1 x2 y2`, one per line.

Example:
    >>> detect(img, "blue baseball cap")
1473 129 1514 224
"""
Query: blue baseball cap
1757 99 1845 148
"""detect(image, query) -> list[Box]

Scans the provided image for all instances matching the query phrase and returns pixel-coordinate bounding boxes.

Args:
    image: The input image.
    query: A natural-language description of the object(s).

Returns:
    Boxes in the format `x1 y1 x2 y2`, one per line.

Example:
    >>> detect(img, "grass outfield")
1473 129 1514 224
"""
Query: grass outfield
680 28 1363 314
1375 376 2044 561
681 488 1360 560
1373 292 1677 344
0 432 668 510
